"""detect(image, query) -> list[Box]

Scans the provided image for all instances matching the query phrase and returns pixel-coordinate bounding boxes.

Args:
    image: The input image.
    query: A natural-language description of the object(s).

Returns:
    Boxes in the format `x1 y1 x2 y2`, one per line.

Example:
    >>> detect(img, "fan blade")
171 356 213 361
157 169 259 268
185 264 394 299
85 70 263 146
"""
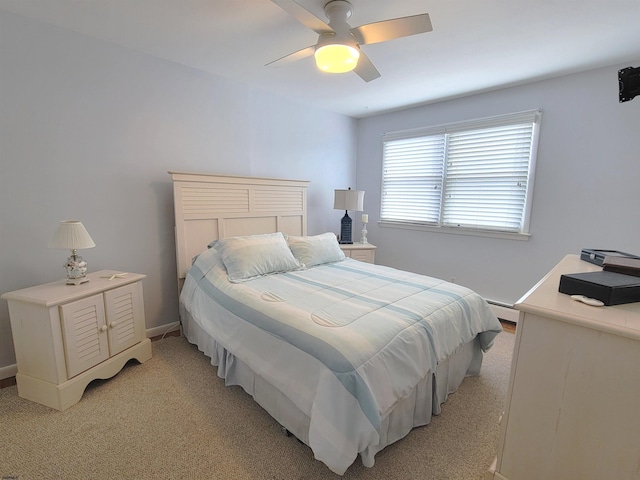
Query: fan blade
354 51 380 82
271 0 333 34
351 14 432 45
266 45 315 67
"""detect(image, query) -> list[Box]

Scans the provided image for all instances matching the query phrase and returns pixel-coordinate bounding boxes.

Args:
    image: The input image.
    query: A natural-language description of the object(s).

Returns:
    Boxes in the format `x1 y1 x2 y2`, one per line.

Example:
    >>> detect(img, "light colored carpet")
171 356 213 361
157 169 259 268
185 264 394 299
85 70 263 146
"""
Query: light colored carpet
0 330 514 479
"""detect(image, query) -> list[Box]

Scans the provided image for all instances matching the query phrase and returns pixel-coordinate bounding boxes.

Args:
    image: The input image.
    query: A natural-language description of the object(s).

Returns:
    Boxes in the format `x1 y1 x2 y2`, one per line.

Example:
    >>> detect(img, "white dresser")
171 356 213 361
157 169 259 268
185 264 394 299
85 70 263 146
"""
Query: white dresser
490 255 640 480
2 270 152 410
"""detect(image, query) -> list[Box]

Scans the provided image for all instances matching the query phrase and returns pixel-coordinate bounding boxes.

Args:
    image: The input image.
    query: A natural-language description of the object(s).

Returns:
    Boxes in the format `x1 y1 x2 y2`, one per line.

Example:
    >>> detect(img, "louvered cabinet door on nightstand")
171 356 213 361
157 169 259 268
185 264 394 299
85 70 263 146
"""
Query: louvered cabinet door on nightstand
2 270 152 411
60 293 110 378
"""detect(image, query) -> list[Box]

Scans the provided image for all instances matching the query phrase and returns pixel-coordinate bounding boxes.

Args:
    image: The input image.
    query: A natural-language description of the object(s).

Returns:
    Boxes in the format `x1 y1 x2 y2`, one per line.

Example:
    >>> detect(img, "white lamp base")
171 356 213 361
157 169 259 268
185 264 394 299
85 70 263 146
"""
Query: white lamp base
66 277 90 286
360 223 368 244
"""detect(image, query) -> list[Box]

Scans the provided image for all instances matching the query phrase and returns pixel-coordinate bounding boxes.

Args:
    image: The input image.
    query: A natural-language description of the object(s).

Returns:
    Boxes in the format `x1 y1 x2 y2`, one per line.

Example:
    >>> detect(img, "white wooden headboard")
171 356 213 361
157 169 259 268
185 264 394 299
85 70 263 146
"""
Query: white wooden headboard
169 171 309 288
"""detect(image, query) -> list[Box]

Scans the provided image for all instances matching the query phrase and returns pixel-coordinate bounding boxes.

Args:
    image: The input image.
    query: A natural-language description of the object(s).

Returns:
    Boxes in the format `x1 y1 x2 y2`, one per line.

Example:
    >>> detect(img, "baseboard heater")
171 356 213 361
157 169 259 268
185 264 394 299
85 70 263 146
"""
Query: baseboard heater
486 299 521 324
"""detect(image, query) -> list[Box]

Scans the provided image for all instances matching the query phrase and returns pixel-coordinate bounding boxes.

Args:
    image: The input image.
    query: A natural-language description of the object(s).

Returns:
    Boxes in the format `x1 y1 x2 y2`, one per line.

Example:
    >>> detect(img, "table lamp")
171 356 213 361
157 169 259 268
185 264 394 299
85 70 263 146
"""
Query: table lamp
49 220 96 285
334 188 364 244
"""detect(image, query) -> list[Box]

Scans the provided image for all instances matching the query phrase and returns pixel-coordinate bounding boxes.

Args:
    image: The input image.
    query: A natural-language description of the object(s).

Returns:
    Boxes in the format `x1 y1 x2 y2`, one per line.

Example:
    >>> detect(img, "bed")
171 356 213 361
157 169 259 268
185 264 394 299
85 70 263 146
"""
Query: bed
169 171 502 475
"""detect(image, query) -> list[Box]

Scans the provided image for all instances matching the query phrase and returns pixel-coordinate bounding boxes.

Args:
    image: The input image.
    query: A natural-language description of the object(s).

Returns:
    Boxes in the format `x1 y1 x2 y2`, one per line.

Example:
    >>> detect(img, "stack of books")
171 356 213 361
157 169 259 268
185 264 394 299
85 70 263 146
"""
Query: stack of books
603 255 640 277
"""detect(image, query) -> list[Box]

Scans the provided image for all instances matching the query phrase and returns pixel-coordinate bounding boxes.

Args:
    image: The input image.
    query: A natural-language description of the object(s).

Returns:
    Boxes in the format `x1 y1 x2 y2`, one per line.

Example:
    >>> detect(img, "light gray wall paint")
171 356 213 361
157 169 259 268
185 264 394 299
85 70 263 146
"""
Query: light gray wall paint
2 9 638 376
356 62 640 305
0 12 356 371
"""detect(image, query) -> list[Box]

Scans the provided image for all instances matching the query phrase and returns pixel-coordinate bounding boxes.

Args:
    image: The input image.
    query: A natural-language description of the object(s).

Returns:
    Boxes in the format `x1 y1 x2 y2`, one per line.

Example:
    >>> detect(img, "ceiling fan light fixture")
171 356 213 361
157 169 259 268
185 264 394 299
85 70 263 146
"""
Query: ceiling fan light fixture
315 43 360 73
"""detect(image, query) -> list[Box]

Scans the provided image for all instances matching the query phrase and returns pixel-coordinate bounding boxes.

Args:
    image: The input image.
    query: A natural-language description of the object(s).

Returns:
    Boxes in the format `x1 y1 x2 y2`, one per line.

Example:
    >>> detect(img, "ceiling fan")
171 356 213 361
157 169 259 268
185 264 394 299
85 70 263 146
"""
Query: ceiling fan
268 0 433 82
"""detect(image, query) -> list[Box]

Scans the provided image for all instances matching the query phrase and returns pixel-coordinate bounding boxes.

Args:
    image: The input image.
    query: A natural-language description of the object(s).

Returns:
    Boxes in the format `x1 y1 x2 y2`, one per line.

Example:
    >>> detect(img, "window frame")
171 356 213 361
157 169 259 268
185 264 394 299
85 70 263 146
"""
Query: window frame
379 109 541 240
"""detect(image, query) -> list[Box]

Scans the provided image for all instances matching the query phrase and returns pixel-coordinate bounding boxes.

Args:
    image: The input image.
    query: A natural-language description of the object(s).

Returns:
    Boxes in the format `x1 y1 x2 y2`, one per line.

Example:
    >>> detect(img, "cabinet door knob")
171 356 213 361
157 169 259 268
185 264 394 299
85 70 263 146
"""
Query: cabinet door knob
110 322 118 328
100 325 108 332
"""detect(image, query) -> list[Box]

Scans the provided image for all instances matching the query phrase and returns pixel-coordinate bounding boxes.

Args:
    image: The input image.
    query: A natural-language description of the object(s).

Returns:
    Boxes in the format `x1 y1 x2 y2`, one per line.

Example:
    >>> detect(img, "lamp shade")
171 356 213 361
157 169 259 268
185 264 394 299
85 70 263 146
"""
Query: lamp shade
315 44 360 73
314 30 360 74
49 221 96 250
334 189 364 212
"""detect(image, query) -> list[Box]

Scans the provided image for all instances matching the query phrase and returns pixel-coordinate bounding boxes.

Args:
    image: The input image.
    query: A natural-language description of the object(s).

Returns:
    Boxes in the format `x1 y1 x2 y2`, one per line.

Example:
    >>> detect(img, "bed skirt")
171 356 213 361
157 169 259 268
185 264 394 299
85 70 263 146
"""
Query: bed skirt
180 306 483 472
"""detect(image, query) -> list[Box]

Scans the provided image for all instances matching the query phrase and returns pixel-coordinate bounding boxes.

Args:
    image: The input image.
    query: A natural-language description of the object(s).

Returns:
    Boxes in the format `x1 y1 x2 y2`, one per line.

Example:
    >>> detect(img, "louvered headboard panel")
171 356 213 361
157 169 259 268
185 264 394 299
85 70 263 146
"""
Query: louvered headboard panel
169 171 309 289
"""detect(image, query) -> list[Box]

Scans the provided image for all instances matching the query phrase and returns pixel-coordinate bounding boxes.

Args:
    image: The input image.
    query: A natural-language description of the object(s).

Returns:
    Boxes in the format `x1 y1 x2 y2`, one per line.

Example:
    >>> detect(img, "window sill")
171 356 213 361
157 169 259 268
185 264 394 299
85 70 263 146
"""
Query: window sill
378 221 531 241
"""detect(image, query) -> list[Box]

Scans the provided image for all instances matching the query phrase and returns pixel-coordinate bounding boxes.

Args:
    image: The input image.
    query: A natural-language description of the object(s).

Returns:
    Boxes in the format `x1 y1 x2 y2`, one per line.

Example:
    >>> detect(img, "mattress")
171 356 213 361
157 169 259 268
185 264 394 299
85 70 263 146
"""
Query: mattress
180 246 502 474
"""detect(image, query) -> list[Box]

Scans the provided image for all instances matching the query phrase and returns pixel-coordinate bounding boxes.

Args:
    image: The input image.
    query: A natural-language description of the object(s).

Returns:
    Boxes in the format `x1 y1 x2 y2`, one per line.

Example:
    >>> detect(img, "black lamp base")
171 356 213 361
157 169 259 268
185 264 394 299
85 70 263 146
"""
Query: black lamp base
339 211 353 244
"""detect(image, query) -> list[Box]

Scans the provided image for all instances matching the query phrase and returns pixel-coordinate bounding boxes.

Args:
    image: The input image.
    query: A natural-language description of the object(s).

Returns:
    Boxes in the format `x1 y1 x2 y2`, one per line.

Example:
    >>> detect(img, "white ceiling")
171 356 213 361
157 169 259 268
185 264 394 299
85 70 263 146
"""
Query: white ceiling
3 0 640 118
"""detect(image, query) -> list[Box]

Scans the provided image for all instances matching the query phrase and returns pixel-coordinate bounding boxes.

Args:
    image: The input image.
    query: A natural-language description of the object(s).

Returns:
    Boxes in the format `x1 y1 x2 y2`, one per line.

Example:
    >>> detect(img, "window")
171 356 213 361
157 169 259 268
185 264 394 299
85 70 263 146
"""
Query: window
381 109 541 238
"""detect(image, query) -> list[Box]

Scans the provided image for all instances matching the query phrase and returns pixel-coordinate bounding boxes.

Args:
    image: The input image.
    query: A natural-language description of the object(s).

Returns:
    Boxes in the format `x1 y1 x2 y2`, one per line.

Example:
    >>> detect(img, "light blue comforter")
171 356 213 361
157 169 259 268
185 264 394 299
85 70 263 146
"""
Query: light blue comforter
181 247 502 474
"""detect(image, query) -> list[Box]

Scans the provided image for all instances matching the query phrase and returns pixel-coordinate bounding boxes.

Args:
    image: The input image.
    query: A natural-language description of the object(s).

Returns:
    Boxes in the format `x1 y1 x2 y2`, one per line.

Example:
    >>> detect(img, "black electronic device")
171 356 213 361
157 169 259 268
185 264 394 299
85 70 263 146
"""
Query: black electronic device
580 249 640 266
619 66 640 103
559 271 640 306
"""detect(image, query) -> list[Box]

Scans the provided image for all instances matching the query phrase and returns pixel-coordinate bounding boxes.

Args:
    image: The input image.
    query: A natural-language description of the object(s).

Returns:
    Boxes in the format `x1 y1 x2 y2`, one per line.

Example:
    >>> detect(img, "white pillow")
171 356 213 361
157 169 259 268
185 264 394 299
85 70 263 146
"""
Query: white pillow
217 232 302 283
287 232 346 268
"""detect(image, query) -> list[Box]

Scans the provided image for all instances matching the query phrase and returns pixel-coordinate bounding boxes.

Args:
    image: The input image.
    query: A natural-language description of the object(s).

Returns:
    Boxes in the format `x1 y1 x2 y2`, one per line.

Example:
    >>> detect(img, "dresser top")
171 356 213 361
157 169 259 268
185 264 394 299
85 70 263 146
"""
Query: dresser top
515 255 640 341
2 270 145 307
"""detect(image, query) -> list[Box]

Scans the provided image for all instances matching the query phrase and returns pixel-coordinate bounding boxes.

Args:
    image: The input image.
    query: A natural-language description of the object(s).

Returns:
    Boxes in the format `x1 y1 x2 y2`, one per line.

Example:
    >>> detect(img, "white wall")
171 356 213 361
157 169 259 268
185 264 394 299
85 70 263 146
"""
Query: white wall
3 9 638 377
0 11 356 373
356 62 640 305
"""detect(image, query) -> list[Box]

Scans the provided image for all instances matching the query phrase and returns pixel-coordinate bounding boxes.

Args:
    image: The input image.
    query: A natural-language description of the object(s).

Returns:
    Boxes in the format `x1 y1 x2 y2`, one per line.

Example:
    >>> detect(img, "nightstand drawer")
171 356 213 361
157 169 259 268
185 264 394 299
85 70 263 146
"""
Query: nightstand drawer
339 244 377 264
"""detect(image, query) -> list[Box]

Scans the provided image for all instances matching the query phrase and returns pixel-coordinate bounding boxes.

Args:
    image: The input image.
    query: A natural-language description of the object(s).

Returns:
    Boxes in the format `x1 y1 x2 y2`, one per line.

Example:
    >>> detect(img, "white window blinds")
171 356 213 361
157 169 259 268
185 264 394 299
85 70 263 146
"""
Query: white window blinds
381 109 541 235
382 135 445 223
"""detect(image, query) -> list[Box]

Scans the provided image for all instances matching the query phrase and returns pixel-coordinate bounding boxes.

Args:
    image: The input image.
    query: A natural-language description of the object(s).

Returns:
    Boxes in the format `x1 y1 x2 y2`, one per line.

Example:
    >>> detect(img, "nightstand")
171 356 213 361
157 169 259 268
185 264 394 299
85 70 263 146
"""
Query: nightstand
339 243 377 264
2 270 152 410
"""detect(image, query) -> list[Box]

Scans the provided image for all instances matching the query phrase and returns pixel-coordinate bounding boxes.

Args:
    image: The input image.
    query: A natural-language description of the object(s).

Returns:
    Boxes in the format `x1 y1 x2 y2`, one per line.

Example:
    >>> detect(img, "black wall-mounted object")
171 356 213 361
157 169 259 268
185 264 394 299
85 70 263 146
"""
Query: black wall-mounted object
619 66 640 103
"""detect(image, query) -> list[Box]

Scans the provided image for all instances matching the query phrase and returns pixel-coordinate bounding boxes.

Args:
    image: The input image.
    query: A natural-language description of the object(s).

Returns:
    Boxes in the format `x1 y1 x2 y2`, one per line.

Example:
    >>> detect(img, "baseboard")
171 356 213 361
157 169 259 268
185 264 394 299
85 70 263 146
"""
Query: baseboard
1 323 181 383
485 457 497 480
3 306 512 382
146 321 181 339
487 301 521 324
0 363 18 382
